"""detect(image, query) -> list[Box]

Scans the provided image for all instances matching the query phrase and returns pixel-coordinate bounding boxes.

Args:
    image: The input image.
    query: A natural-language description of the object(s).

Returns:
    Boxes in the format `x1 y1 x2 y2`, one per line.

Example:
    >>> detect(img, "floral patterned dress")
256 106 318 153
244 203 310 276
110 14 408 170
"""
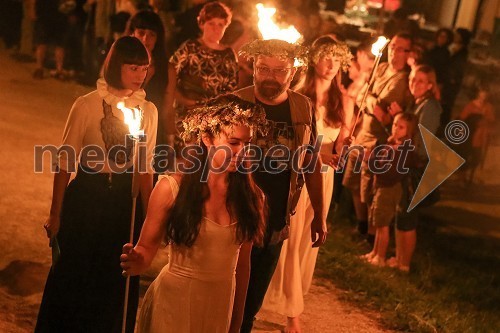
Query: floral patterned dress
170 39 238 106
170 39 238 146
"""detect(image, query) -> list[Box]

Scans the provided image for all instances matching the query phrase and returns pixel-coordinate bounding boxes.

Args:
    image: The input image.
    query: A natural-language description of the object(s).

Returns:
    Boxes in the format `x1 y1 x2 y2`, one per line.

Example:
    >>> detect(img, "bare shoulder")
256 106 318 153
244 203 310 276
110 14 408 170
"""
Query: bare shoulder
156 173 182 191
151 174 182 207
170 172 183 184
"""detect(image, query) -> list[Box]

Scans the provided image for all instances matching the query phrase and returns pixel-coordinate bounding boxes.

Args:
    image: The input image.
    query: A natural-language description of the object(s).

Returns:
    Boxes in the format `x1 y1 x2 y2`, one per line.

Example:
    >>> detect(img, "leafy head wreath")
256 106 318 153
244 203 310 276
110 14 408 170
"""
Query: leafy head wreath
181 94 269 143
309 36 353 72
239 39 308 66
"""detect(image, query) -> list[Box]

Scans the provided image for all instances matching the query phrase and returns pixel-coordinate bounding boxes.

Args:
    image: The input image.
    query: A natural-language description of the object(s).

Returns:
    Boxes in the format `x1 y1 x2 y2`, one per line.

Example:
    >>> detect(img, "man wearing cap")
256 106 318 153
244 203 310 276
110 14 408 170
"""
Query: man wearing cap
235 39 327 333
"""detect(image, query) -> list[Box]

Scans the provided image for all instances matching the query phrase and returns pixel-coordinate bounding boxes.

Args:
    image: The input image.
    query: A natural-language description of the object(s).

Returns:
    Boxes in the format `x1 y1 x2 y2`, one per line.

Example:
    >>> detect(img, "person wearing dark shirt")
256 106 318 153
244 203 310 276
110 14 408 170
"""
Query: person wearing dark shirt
441 28 471 130
31 0 70 79
424 28 453 88
236 39 326 333
361 112 417 268
126 11 170 173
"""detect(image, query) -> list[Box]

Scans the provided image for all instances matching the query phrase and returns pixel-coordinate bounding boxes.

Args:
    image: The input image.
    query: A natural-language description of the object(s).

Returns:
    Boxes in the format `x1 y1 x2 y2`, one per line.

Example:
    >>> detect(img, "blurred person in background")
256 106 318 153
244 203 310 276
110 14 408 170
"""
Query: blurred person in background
164 1 238 149
440 28 472 132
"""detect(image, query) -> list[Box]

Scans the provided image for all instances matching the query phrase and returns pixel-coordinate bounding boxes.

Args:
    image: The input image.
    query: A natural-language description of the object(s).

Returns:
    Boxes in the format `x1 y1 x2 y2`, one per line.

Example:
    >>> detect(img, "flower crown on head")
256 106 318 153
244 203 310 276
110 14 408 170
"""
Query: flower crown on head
310 42 353 72
181 95 269 143
239 39 308 66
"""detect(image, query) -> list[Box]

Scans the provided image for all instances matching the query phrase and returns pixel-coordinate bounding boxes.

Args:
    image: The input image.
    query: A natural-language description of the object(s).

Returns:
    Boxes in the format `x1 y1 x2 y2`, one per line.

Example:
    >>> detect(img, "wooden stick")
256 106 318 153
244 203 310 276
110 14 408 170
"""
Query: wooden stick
349 53 383 138
122 138 141 333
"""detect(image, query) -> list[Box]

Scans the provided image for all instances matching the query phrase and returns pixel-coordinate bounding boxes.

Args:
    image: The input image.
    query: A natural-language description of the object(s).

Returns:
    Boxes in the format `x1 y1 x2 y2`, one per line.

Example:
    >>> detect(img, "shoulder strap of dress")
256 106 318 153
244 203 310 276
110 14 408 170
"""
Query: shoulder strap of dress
158 174 180 198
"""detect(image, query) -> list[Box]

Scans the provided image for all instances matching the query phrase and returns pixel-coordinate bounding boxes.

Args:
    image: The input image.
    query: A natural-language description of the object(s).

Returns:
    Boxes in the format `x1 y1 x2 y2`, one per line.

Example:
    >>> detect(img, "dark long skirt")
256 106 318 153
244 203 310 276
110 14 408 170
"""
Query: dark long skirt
35 166 143 333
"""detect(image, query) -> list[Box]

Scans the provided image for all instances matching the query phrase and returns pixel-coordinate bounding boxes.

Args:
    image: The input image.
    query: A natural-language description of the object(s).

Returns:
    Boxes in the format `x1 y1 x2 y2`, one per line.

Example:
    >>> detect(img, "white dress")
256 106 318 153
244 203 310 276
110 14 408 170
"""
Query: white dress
137 175 242 333
263 108 340 317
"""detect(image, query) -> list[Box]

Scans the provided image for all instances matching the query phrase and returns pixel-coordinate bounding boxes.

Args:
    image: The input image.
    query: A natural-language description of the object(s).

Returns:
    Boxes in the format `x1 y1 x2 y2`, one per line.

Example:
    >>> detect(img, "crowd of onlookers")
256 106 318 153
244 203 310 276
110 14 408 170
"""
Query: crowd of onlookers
1 0 495 268
1 1 496 332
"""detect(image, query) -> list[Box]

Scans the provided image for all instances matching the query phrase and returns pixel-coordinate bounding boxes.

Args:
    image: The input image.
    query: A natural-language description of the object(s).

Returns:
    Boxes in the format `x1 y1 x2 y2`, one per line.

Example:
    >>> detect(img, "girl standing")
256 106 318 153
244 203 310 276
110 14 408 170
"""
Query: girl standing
388 65 442 272
362 113 417 267
121 94 267 333
35 36 157 332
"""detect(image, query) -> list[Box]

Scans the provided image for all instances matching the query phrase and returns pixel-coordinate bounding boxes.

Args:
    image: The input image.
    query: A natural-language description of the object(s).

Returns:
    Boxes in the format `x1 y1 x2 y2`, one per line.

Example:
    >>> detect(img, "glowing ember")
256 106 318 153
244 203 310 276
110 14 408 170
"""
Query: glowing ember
371 36 390 56
117 102 144 138
256 3 302 44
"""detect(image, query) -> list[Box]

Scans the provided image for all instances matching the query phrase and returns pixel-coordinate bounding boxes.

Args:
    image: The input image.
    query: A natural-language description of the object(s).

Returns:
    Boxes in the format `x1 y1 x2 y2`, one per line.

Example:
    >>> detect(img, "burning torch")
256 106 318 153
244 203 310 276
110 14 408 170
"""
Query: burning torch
117 101 143 333
350 36 390 137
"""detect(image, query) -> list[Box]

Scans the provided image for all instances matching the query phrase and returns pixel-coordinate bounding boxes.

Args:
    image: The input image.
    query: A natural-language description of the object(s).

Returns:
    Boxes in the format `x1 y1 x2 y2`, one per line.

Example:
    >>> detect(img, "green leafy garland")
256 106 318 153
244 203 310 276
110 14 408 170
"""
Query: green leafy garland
239 39 308 66
310 42 353 72
181 101 269 143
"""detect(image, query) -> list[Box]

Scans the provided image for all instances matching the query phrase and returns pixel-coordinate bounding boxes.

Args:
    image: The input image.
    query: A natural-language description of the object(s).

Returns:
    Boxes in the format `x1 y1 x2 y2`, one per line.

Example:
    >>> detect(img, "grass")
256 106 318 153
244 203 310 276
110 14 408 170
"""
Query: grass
316 193 500 333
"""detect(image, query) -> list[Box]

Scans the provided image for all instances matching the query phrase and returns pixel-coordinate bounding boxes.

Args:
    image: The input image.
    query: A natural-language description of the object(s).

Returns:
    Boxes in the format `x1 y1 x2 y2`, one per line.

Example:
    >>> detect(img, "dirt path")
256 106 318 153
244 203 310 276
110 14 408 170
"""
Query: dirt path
0 47 393 333
253 281 390 333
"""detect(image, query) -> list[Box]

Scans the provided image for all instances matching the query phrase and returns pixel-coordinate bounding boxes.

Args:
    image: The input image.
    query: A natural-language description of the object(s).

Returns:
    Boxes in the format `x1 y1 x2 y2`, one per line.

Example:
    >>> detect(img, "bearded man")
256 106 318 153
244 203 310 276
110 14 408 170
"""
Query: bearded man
235 39 327 333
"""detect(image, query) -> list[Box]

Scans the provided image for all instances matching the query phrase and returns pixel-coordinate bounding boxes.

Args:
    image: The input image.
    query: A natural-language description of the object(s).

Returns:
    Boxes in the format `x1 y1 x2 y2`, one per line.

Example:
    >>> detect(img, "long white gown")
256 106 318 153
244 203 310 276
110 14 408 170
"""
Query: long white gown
263 109 340 317
137 175 242 333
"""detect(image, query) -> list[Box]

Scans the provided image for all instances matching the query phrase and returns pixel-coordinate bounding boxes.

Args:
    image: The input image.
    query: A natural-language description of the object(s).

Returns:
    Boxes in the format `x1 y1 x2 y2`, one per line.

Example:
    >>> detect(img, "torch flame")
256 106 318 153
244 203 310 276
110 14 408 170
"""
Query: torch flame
256 3 302 44
117 101 144 138
371 36 390 57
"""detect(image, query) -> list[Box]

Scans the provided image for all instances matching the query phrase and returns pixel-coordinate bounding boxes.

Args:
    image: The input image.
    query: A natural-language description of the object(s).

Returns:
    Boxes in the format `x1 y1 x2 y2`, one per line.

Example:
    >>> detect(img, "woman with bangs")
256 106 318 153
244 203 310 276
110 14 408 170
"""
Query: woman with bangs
121 94 267 333
263 35 353 333
35 36 158 333
127 10 171 173
127 10 168 121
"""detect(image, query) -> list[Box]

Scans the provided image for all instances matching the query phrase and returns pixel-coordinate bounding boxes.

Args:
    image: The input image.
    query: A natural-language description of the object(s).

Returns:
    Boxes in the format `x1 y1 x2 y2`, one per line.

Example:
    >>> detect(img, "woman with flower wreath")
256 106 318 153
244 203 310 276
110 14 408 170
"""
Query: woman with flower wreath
263 35 353 333
120 94 268 333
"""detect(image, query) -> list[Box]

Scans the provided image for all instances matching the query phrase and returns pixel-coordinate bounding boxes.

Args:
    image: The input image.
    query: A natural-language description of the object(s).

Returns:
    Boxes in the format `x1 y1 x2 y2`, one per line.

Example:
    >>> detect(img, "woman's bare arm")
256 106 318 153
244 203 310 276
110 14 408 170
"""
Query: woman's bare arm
229 241 252 333
121 176 178 275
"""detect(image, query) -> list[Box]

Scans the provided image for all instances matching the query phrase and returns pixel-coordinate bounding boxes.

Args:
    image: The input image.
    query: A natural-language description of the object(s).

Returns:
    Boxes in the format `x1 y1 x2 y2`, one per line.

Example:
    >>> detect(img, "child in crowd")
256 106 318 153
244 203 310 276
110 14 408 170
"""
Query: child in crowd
361 112 417 267
458 84 496 185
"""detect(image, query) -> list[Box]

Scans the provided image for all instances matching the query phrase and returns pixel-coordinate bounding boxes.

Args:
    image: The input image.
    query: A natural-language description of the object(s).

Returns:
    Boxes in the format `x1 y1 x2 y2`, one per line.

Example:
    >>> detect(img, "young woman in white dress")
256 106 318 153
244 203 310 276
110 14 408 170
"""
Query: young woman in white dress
263 36 353 333
120 95 268 333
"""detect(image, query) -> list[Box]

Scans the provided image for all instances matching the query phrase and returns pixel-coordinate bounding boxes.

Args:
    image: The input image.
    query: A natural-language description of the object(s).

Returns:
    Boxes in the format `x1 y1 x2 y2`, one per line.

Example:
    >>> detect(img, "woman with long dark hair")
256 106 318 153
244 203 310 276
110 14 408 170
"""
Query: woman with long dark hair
121 94 267 333
263 35 353 332
35 36 157 332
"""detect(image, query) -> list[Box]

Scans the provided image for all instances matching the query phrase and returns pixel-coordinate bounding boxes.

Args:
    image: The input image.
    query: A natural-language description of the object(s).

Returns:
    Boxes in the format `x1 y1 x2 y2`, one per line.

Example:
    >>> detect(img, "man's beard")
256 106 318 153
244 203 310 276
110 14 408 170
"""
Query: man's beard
255 79 288 100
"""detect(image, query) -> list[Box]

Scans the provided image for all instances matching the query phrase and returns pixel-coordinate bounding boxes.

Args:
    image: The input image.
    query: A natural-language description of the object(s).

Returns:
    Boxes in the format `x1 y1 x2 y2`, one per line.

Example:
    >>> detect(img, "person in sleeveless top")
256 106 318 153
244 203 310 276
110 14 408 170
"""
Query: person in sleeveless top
120 94 268 333
263 35 353 332
35 36 158 333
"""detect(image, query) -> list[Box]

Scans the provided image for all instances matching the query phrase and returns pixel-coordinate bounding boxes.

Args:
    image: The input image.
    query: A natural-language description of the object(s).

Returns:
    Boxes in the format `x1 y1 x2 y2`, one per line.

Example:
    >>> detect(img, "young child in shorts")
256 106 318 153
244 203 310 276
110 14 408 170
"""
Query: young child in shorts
361 112 417 267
